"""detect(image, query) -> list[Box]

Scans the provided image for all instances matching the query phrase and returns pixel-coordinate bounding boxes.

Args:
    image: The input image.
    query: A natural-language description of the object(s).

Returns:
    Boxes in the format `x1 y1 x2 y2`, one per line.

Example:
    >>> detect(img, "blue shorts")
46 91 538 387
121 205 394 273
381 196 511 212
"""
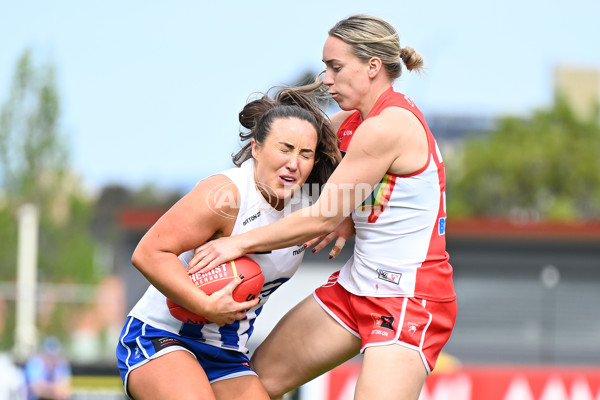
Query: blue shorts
116 317 255 397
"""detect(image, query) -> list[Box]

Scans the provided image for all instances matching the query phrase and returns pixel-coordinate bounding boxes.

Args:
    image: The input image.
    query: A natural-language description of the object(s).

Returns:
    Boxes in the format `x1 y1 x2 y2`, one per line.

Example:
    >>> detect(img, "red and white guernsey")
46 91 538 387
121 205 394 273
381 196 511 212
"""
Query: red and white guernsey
336 88 455 302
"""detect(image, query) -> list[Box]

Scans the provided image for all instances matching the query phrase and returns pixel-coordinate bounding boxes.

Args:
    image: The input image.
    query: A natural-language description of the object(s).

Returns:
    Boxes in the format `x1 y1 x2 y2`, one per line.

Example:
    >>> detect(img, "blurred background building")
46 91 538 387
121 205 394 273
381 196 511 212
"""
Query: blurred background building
554 66 600 122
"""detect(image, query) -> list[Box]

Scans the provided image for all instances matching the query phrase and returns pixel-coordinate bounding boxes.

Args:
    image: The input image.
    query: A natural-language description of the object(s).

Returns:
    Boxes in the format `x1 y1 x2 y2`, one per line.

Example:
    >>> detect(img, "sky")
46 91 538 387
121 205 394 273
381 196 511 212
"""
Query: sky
2 0 599 194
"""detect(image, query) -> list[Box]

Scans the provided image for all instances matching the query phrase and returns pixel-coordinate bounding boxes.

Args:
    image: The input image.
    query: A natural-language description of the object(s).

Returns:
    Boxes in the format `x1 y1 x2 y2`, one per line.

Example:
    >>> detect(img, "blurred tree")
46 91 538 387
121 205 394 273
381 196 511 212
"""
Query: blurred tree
0 50 67 207
447 98 600 221
0 50 98 349
0 49 97 281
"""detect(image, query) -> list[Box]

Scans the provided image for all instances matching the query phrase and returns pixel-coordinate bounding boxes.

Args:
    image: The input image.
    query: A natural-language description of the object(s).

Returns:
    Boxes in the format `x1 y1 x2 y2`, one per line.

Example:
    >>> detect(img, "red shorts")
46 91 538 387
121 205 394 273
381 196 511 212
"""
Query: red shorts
313 271 456 373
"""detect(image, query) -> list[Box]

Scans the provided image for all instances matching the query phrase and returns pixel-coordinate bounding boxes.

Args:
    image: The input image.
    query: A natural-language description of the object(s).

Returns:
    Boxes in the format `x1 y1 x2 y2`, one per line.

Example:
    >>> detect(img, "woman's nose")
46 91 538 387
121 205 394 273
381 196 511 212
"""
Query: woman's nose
286 156 298 170
323 70 334 85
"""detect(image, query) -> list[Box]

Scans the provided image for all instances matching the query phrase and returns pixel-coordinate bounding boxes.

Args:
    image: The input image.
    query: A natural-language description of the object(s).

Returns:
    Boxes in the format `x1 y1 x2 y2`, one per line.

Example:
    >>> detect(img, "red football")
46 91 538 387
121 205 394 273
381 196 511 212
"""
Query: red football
166 256 264 324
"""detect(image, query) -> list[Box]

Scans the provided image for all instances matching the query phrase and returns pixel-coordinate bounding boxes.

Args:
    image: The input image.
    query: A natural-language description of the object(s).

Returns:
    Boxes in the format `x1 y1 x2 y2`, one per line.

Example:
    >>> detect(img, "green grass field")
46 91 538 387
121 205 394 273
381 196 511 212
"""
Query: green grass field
71 375 124 395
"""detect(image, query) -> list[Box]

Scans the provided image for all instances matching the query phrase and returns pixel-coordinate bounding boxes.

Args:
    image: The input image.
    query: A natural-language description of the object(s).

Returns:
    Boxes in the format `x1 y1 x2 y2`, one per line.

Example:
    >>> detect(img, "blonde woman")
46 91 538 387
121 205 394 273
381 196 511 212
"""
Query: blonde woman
190 15 456 400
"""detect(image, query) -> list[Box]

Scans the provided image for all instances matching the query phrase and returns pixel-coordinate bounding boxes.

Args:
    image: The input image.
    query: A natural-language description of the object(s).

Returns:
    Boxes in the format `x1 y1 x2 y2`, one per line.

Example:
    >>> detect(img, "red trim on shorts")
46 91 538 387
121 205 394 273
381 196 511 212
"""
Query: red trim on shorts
314 271 456 373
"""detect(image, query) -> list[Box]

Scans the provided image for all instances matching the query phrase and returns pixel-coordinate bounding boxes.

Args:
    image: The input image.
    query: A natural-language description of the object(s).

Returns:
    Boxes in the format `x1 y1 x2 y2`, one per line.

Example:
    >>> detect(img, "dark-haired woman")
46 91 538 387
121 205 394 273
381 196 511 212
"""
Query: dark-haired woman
115 85 341 400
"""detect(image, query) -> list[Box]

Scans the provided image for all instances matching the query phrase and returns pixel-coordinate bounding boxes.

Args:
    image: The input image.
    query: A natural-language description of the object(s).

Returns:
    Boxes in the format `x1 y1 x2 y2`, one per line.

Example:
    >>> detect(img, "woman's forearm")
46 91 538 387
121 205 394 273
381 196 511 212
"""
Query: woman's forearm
239 204 341 253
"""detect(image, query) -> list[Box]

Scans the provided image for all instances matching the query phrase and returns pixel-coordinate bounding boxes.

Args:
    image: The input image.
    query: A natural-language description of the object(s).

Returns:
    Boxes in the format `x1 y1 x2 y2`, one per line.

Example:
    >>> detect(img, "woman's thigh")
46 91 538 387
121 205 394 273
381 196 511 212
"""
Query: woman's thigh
128 350 215 400
355 344 427 400
212 375 270 400
251 294 361 398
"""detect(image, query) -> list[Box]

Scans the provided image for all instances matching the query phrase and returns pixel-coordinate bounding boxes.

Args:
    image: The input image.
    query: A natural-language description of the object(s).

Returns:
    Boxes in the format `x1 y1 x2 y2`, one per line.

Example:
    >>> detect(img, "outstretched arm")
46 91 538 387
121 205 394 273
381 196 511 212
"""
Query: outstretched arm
189 112 404 273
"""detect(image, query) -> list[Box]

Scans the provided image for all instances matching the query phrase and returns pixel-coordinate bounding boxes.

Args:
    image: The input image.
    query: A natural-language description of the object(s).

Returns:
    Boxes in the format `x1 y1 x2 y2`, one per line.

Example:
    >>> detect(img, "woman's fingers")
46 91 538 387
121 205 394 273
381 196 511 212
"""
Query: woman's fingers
303 234 327 250
188 247 222 274
329 236 347 259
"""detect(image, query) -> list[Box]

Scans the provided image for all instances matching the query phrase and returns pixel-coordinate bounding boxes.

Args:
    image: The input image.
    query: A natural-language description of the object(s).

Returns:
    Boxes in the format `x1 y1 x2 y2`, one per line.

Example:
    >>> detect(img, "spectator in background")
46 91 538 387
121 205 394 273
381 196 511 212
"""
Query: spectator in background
24 337 71 400
0 352 27 400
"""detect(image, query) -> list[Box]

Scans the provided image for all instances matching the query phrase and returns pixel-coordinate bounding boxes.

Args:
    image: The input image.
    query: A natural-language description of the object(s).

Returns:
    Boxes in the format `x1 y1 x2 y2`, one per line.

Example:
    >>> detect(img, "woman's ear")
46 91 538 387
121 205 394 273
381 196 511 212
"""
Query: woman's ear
367 57 383 78
251 138 259 159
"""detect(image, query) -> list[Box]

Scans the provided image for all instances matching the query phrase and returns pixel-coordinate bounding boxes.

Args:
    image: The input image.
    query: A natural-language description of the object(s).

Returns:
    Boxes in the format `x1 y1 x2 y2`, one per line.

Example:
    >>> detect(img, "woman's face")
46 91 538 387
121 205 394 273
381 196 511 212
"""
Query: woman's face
322 35 371 111
252 117 318 209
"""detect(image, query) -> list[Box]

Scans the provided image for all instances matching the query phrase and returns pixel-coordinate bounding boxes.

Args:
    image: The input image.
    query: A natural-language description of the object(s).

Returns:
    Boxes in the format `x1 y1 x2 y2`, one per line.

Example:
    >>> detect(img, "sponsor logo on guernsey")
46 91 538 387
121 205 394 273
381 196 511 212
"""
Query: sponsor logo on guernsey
340 130 353 139
292 244 305 256
243 211 261 226
377 269 402 285
438 217 446 235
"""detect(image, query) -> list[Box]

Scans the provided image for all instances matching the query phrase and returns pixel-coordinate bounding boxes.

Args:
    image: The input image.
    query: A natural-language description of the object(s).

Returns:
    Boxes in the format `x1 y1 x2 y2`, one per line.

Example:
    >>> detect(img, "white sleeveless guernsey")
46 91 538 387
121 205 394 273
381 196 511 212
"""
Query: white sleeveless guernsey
336 88 455 302
128 159 309 353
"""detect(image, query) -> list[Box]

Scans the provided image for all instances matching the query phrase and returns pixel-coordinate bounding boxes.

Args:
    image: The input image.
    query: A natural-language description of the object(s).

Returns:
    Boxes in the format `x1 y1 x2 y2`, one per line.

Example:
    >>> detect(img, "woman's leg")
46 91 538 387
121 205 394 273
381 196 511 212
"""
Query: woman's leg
128 350 215 400
355 344 427 400
251 294 361 398
212 375 270 400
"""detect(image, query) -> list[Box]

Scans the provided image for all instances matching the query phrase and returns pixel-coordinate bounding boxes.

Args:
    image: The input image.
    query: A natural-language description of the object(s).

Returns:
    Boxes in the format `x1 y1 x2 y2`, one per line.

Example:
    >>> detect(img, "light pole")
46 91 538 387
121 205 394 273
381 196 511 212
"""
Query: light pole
14 203 39 362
